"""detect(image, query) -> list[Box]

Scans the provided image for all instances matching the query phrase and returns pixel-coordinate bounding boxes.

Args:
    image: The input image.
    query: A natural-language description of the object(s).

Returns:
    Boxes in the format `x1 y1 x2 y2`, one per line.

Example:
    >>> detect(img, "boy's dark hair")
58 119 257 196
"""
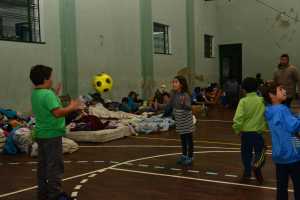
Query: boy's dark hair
30 65 52 86
174 75 189 93
128 91 137 98
256 73 261 79
121 97 128 103
281 54 289 60
241 77 258 93
261 82 279 104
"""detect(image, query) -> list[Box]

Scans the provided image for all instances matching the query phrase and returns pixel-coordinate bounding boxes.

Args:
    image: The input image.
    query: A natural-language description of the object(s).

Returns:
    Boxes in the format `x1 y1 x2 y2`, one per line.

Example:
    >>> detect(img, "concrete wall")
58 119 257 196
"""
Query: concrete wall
194 1 220 86
216 0 300 80
75 0 141 101
152 0 187 90
0 0 61 112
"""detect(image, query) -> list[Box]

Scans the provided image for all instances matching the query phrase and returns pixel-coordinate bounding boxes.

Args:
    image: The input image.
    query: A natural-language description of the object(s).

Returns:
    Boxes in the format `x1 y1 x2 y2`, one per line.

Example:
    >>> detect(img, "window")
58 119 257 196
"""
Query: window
204 34 214 58
0 0 41 43
153 22 170 54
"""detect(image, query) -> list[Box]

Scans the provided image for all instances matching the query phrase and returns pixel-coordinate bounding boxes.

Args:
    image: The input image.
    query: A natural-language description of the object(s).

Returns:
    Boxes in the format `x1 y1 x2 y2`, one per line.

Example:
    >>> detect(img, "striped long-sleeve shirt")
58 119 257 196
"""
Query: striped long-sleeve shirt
169 91 194 134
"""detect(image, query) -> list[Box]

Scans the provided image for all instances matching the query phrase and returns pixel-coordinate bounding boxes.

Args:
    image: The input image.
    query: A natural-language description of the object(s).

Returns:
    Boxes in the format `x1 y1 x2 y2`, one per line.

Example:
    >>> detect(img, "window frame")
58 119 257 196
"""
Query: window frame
153 22 171 55
0 0 44 44
204 34 215 58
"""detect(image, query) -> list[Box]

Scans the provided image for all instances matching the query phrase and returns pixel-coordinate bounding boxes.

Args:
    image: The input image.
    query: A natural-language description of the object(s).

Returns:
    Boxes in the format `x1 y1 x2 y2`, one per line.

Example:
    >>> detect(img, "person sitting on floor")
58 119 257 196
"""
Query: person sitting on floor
154 84 168 104
205 84 223 105
128 91 140 113
153 92 171 112
192 87 205 105
119 97 131 113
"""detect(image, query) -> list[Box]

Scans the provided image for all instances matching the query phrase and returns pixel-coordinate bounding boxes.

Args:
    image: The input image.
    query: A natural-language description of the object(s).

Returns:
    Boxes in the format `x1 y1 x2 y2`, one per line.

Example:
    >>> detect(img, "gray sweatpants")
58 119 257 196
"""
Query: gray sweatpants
37 136 64 200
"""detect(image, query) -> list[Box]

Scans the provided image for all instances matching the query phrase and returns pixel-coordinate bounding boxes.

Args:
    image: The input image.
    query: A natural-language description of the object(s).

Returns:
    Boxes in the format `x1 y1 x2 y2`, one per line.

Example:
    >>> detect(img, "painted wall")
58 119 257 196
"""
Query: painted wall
75 0 141 101
194 1 220 86
152 0 187 90
216 0 300 80
0 0 61 112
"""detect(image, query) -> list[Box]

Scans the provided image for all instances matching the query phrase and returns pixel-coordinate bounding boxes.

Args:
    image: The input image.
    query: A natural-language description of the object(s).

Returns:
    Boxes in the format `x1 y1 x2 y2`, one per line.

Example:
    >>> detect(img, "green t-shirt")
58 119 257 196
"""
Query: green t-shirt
31 89 65 139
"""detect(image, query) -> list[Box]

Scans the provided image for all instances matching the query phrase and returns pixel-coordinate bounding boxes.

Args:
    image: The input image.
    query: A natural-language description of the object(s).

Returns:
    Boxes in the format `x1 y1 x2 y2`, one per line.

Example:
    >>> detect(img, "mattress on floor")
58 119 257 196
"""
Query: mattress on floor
65 125 131 143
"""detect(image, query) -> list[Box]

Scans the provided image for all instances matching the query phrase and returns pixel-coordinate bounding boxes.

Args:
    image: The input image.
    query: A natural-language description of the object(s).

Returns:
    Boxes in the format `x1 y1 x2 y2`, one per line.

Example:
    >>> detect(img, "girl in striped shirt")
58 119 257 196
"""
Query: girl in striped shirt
169 76 194 165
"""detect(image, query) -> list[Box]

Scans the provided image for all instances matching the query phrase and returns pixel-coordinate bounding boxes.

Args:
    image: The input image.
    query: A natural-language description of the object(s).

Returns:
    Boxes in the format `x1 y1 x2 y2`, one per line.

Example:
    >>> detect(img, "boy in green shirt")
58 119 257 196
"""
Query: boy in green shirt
30 65 80 200
233 77 266 184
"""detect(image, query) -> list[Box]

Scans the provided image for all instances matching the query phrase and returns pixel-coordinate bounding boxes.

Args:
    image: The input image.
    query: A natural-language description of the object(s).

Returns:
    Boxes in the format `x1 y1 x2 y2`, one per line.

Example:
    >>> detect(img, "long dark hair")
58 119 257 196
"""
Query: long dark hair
174 75 189 93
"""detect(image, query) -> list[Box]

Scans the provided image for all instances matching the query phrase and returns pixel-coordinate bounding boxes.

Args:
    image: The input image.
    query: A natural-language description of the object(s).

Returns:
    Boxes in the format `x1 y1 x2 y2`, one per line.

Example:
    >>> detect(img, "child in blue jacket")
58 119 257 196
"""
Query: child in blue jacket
263 82 300 200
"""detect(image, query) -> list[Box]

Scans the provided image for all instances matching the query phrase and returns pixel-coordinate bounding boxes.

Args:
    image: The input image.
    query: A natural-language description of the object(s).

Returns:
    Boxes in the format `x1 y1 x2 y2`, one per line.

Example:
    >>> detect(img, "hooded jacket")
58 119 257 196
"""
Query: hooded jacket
265 104 300 164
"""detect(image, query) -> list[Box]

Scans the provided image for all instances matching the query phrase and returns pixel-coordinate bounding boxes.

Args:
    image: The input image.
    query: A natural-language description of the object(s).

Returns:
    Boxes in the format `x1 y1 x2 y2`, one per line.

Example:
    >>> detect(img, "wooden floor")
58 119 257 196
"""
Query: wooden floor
0 106 296 200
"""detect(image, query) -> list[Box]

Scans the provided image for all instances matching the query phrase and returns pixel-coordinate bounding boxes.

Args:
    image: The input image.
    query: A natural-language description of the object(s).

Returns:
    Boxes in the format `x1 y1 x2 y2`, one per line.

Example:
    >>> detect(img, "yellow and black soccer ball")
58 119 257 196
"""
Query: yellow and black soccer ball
93 73 113 93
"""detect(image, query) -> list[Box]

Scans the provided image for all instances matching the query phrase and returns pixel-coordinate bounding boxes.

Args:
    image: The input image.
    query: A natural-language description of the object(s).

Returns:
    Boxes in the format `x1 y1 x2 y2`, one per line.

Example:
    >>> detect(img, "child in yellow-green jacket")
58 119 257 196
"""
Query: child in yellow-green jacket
233 77 267 184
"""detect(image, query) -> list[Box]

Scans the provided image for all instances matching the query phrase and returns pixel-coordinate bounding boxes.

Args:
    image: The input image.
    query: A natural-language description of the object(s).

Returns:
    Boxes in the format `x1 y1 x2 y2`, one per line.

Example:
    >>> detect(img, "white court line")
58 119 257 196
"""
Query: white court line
88 174 97 178
8 162 20 165
138 164 149 168
154 166 165 169
0 150 270 198
26 162 38 164
170 168 181 171
206 172 218 176
93 161 105 163
71 192 78 198
188 170 200 173
110 168 293 193
80 179 88 184
77 161 89 163
225 174 238 178
74 185 82 190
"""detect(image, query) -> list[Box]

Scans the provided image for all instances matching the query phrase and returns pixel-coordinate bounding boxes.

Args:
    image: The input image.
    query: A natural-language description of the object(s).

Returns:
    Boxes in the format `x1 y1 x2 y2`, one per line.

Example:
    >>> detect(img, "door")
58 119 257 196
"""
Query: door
219 44 242 85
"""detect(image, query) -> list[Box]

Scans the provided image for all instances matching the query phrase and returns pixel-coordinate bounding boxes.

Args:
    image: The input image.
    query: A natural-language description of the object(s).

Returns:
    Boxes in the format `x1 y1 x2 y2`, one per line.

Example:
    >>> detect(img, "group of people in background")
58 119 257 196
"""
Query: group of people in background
28 53 300 200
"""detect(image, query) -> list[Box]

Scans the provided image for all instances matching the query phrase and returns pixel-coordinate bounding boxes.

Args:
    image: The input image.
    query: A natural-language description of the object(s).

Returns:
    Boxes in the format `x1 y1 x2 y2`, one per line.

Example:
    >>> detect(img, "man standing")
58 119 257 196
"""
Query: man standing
274 54 300 106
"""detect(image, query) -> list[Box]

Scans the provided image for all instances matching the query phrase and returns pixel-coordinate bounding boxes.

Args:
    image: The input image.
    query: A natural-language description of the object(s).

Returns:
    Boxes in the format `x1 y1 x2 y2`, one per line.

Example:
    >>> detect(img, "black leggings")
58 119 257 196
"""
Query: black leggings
276 161 300 200
180 133 194 158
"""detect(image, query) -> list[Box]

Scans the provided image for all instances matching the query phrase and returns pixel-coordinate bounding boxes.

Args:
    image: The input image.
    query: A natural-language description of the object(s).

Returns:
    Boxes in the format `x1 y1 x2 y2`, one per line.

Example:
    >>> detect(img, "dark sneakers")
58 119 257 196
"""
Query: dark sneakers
176 155 193 166
56 192 72 200
240 173 252 183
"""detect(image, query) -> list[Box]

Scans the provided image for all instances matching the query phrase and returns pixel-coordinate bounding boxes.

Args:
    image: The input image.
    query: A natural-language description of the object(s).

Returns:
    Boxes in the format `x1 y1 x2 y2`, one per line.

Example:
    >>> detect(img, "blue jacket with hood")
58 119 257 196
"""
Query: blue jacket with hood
265 104 300 164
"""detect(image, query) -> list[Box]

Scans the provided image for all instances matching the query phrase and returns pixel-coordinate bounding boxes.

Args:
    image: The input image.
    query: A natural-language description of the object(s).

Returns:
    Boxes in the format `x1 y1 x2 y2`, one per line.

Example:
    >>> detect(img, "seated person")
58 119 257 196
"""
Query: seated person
205 84 223 105
128 91 141 113
153 92 171 112
153 84 167 104
119 97 131 113
192 87 205 105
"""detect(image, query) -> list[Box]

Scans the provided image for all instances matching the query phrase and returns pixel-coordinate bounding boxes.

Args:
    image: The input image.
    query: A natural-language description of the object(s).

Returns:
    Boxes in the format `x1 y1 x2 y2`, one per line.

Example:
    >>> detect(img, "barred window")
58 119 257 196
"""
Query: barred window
0 0 41 43
204 34 214 58
153 22 170 54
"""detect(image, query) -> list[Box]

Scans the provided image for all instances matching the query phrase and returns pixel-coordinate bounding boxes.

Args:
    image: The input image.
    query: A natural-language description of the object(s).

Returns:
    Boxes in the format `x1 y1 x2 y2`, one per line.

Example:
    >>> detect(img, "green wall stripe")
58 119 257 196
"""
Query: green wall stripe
186 0 196 86
140 0 154 98
59 0 79 98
